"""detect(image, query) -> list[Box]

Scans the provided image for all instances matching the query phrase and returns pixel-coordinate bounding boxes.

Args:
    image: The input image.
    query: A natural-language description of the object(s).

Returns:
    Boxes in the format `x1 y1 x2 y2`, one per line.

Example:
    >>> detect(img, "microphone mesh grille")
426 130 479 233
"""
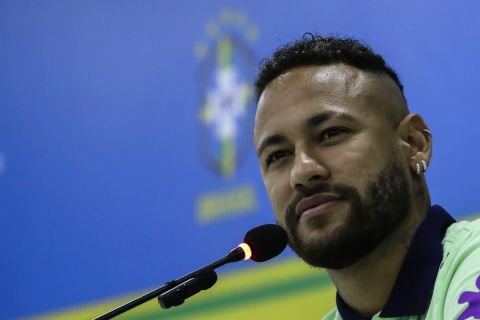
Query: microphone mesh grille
244 224 288 262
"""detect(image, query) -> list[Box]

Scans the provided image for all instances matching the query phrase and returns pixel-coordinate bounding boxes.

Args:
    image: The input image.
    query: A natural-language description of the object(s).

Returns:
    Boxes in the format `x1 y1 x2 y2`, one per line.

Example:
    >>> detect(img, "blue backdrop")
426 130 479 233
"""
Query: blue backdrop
1 1 479 319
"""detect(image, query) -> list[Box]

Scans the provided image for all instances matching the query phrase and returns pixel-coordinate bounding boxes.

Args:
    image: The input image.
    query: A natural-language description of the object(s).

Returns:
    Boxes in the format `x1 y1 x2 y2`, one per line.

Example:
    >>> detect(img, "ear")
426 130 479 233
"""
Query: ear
397 114 432 175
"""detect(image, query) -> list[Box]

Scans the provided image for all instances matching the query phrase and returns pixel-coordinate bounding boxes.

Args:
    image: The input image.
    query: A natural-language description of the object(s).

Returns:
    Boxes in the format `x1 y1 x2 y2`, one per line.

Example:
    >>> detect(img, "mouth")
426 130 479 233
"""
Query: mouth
295 193 343 221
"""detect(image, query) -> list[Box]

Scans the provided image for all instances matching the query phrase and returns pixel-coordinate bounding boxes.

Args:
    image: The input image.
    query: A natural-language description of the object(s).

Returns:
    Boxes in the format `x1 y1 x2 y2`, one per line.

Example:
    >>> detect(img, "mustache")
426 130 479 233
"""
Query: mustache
285 183 359 223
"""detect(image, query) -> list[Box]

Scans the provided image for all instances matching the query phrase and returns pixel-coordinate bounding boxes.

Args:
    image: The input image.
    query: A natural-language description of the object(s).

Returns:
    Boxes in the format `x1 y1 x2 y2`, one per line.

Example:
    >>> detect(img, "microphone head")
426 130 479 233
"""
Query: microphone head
243 224 288 262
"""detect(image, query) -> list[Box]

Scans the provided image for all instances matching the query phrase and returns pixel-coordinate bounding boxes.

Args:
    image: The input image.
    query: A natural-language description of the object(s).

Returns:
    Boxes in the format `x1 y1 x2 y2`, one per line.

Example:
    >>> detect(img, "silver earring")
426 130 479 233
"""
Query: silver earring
422 129 432 136
416 163 422 175
421 160 428 172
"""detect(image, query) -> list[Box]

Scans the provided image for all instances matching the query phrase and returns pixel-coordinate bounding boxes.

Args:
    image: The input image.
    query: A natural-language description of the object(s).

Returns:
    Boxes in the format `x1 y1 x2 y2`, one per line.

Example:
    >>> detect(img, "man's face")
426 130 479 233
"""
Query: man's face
254 64 412 269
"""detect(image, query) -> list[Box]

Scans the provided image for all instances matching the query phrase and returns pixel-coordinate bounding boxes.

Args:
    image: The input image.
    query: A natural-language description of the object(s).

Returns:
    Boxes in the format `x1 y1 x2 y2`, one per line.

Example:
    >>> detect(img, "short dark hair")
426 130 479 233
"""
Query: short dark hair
254 33 405 102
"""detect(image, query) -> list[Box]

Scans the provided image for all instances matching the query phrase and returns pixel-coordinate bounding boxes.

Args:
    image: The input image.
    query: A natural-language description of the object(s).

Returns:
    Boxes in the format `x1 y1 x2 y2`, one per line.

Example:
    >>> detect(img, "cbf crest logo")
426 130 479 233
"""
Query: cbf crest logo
195 8 258 179
194 9 259 224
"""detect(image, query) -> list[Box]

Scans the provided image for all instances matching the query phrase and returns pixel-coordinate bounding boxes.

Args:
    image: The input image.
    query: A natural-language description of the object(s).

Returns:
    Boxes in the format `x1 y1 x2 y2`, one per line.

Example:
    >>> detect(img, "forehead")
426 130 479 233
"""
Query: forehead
254 64 404 143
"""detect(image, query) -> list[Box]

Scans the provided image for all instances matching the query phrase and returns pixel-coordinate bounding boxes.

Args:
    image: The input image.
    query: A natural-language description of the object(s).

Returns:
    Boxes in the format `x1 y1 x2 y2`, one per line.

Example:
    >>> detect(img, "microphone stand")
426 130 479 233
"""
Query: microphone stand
94 246 245 320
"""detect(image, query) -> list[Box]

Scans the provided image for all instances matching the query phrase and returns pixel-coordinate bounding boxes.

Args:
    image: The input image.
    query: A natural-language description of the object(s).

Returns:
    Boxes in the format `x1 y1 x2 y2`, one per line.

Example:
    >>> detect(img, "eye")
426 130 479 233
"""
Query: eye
319 127 348 142
265 150 293 167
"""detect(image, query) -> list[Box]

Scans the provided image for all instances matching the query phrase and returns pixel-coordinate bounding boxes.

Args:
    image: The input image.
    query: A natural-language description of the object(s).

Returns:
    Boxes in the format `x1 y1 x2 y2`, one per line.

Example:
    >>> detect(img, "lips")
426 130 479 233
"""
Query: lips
295 193 342 220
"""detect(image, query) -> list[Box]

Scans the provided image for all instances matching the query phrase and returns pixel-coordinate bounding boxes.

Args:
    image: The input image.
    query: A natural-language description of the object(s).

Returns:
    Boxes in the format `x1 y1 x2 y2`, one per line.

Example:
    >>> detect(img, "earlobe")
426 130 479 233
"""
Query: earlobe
397 114 432 174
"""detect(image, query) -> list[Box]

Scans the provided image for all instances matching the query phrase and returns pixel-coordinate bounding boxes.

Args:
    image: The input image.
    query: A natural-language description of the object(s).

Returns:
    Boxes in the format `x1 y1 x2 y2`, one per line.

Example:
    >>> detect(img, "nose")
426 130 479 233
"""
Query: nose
290 150 330 189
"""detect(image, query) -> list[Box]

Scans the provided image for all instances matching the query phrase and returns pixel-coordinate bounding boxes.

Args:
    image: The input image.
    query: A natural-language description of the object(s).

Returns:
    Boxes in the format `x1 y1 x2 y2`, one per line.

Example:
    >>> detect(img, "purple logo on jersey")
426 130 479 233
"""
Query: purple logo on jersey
458 275 480 320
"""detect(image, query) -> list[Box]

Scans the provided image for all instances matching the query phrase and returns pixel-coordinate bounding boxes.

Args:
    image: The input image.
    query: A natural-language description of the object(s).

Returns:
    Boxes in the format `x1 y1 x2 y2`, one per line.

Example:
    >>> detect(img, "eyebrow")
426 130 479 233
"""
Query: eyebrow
256 110 357 157
307 111 356 128
256 134 287 158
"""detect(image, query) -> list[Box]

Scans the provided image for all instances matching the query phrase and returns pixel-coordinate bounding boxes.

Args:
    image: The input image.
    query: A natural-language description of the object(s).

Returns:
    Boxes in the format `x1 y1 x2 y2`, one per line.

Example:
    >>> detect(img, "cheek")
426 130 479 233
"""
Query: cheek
328 136 390 188
331 146 371 172
265 176 291 224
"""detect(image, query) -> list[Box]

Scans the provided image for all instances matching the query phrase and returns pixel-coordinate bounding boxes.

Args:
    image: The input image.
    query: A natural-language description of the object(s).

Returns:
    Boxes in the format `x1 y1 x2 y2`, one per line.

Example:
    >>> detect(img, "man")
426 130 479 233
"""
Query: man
253 34 480 319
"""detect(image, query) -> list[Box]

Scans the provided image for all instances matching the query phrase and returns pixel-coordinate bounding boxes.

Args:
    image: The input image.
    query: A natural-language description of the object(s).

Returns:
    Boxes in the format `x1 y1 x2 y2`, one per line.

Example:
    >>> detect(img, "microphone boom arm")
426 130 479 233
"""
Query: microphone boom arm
94 247 245 320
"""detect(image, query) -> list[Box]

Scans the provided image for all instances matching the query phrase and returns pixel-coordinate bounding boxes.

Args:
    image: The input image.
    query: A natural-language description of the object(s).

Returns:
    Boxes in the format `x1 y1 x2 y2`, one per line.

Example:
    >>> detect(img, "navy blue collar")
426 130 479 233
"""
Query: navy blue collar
336 205 456 320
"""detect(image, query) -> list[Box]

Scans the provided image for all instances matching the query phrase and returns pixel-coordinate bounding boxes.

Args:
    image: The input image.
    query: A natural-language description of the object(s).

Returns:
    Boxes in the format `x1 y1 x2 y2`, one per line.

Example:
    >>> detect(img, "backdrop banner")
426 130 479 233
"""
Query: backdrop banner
1 1 479 319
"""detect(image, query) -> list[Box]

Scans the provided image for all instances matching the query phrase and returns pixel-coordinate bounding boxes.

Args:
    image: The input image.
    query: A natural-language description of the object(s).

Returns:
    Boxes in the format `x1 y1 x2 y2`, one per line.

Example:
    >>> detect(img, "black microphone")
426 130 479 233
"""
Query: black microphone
94 224 288 319
243 224 288 262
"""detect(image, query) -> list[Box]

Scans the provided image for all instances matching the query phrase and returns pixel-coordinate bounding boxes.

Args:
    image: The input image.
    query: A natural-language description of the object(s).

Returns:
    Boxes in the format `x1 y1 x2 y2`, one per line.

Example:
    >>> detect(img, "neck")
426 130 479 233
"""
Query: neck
327 198 429 316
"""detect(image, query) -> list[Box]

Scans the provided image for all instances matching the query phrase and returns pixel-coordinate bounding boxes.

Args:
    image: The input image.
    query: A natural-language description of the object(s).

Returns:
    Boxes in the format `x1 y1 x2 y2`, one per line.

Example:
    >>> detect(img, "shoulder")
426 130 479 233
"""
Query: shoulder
442 216 480 252
437 218 480 319
446 217 480 237
443 218 480 264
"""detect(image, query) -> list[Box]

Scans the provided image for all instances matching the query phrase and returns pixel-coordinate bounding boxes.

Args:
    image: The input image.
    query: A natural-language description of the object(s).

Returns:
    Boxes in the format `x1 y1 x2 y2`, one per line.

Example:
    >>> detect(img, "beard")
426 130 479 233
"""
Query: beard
285 155 410 270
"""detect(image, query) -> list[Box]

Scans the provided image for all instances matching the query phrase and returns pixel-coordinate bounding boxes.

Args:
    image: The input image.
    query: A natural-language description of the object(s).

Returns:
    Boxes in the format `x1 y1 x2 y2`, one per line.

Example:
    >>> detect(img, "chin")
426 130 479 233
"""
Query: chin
297 216 345 244
299 228 331 247
292 220 374 269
